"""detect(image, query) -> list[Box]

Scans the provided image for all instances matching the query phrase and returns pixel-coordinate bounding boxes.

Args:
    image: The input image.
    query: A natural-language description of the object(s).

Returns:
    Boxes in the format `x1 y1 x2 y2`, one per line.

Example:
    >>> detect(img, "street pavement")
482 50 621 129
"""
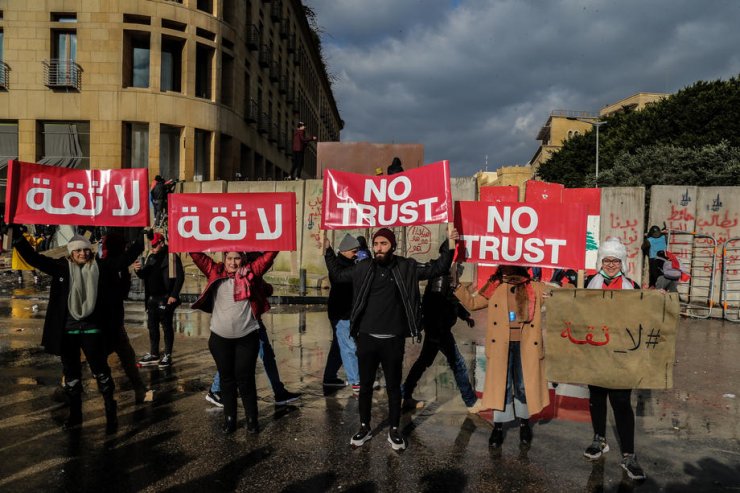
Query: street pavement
0 270 738 492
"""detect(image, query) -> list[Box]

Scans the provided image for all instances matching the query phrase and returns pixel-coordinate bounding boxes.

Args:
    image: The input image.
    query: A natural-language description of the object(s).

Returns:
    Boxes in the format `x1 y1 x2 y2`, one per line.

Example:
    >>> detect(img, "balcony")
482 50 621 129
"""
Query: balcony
269 61 280 82
245 98 259 123
0 62 9 90
246 25 260 51
258 45 271 68
43 59 82 90
270 0 282 22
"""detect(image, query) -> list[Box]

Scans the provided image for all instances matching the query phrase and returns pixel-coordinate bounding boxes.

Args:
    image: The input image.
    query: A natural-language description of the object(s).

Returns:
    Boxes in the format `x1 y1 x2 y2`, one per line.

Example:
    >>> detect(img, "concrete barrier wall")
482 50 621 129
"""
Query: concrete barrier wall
600 187 645 280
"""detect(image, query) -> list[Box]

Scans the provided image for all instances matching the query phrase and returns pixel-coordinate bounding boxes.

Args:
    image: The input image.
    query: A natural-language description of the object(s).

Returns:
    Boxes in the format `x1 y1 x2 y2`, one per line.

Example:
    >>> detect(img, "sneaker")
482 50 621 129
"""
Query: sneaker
350 424 372 446
520 423 533 445
322 378 346 387
206 390 224 408
373 380 381 390
138 353 160 367
351 384 360 395
158 354 172 369
275 390 301 405
388 427 407 451
621 454 647 480
402 397 425 410
489 426 504 448
584 435 610 459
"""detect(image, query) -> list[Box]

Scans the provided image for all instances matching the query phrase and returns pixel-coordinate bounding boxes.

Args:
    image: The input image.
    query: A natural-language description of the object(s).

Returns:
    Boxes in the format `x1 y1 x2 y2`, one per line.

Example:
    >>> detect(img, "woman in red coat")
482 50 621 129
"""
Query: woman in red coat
190 250 277 435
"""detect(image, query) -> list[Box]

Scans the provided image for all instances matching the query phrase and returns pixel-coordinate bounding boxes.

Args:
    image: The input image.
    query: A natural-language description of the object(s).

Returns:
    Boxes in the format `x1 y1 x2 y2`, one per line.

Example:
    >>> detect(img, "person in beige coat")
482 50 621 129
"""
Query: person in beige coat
455 265 549 448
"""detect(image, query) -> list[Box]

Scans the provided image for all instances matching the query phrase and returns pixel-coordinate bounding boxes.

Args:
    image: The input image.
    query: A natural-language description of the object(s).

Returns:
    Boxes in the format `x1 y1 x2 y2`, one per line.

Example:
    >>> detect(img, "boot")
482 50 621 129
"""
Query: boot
519 419 532 445
104 397 118 434
63 380 83 430
222 415 237 435
489 424 504 448
246 416 260 435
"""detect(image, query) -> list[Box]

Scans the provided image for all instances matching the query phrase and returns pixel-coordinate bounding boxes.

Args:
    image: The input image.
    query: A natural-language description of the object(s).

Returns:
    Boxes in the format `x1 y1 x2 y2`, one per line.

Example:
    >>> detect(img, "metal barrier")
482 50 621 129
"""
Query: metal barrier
721 237 740 322
667 230 718 319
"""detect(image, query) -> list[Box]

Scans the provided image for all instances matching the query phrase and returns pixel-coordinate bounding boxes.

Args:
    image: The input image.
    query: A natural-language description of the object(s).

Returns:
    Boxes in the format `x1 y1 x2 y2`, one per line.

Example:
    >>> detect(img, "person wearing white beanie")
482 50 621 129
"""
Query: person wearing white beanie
583 236 646 481
66 234 92 255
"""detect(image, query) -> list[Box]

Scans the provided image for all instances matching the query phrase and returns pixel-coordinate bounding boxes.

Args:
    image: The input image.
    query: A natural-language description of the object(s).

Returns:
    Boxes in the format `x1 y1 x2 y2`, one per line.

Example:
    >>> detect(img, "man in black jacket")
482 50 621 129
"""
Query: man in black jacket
324 226 457 451
134 232 184 369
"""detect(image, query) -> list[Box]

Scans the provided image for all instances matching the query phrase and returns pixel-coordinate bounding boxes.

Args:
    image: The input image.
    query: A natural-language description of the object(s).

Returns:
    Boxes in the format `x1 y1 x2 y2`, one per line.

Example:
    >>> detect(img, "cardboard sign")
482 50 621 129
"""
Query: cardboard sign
4 160 149 226
321 161 452 229
168 192 296 253
454 201 588 269
544 289 679 389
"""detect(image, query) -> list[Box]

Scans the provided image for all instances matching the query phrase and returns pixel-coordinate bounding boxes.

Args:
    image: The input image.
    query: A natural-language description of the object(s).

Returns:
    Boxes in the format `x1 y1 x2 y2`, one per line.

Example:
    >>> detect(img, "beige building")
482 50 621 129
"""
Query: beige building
0 0 342 200
529 93 668 173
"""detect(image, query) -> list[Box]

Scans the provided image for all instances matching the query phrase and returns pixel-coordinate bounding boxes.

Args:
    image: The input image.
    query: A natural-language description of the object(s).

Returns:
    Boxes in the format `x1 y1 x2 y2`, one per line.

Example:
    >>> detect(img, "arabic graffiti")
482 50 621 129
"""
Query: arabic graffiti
406 225 432 256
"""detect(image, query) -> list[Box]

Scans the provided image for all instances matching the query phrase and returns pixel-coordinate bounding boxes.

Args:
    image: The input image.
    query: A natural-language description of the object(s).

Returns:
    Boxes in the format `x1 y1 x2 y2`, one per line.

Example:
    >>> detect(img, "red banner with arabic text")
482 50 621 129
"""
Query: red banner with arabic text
4 160 149 227
168 192 296 253
322 161 452 229
454 201 587 269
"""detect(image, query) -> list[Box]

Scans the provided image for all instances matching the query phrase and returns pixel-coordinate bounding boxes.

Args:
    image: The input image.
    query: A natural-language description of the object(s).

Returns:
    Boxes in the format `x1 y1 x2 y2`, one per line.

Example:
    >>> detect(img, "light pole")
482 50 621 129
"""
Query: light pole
592 120 607 187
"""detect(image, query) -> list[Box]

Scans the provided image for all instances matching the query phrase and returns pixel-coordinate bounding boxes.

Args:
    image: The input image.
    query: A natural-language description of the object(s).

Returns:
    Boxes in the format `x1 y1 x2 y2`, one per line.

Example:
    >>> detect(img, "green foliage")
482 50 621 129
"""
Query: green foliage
537 75 740 187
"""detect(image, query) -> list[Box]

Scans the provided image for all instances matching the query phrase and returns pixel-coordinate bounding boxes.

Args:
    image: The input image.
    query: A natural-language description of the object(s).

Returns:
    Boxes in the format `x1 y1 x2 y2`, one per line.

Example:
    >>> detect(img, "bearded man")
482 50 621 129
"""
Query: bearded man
324 227 457 451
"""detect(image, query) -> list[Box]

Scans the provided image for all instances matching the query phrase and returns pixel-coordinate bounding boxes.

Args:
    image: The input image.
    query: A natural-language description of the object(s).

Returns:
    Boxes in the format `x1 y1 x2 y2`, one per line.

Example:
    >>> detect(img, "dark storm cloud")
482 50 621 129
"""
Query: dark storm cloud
307 0 740 176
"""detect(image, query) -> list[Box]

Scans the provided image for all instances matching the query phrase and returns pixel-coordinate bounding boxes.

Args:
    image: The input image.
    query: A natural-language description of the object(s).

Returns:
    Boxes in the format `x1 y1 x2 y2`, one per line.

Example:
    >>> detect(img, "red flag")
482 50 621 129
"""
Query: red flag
322 161 452 229
168 192 296 253
4 160 149 226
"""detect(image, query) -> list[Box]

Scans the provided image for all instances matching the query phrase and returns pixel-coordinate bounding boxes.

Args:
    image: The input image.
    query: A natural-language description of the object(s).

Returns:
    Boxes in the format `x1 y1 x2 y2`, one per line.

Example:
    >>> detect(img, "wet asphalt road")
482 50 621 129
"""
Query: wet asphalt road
0 272 739 492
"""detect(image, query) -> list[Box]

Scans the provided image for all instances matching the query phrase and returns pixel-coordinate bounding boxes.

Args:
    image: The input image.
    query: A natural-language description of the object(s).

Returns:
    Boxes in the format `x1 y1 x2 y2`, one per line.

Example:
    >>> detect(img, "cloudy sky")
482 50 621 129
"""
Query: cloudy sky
306 0 740 177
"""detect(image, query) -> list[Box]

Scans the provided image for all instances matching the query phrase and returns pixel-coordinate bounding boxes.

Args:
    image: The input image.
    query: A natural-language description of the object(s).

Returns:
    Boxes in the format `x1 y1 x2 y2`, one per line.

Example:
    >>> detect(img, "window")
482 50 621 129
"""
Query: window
161 36 184 92
221 53 234 107
194 129 211 181
159 124 181 180
51 12 77 23
50 29 77 86
195 43 214 99
222 0 236 25
0 122 18 199
0 31 6 89
219 134 234 179
123 122 149 168
38 121 90 169
197 0 214 14
123 31 150 88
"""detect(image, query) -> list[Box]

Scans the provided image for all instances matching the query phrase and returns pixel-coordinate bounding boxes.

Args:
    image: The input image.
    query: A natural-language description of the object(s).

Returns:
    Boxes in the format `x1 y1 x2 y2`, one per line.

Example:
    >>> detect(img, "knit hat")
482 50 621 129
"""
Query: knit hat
67 235 92 254
372 228 397 250
596 236 628 269
338 233 360 252
151 232 165 247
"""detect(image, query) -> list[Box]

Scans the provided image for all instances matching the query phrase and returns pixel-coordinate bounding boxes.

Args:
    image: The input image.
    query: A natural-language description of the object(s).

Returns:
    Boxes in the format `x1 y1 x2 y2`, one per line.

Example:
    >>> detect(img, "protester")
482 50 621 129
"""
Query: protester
654 250 688 293
190 250 278 435
99 231 150 403
387 157 404 175
134 232 184 369
289 122 317 180
150 175 166 220
401 259 481 412
454 265 549 448
13 227 131 433
583 237 646 481
324 227 457 450
323 234 361 393
206 253 301 407
641 225 668 287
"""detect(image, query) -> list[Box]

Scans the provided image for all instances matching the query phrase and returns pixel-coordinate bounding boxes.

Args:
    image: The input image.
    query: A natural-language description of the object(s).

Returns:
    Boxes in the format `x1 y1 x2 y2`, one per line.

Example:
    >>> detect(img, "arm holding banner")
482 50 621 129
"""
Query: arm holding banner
190 252 219 277
324 245 357 284
453 283 489 312
242 251 278 278
168 254 185 301
415 227 458 281
11 225 65 277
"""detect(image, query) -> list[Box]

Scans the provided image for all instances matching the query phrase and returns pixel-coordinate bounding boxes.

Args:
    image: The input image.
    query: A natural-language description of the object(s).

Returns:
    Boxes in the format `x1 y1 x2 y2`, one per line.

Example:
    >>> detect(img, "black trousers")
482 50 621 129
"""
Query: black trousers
114 326 145 391
588 385 635 454
357 333 405 428
403 330 454 398
60 332 112 387
289 151 304 179
208 330 260 421
146 296 176 355
648 258 662 288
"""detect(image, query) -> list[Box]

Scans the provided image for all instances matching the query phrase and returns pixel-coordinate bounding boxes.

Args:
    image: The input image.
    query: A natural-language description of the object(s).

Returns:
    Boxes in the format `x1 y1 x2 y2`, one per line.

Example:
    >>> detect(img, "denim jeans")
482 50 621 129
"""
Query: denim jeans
493 341 529 423
335 319 359 385
211 322 285 396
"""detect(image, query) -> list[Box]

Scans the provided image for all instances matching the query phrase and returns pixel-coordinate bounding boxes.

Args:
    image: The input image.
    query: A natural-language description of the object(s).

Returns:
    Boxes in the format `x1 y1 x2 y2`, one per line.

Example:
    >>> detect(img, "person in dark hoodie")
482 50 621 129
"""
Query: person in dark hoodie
324 227 457 451
12 226 140 433
387 157 404 175
134 232 184 369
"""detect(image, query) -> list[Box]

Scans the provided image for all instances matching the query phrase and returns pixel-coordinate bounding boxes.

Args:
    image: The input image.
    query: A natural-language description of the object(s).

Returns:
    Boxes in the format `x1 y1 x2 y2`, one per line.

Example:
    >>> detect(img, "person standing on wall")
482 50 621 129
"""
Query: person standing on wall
289 121 317 180
135 232 184 369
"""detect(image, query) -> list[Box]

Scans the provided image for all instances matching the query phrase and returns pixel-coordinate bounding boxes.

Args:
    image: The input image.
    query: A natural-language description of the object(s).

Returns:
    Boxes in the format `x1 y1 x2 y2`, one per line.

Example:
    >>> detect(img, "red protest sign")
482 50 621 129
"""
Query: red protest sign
480 185 519 203
168 192 296 253
322 161 452 229
525 180 564 203
454 201 587 269
4 160 149 227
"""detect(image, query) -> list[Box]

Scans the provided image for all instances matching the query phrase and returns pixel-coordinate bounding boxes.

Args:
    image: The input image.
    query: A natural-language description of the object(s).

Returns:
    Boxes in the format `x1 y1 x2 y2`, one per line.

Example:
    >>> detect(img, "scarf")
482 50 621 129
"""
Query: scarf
68 260 100 320
586 272 634 290
481 277 537 322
